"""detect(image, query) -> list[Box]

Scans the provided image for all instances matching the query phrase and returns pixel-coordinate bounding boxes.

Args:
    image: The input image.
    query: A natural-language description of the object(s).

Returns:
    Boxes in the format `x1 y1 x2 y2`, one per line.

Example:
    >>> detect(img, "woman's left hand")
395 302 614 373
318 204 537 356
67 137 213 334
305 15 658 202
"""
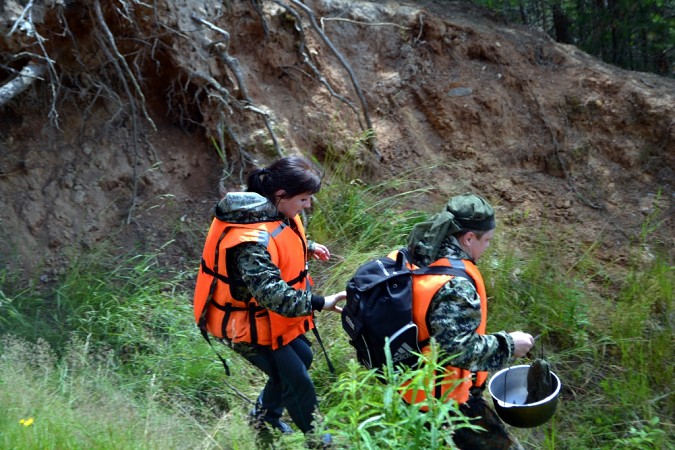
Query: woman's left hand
312 243 331 261
322 291 346 313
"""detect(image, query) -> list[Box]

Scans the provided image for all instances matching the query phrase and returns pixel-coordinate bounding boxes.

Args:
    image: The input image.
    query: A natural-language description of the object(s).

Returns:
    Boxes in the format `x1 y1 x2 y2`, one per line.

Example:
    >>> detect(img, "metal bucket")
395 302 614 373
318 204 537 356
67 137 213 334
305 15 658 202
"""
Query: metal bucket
488 364 561 428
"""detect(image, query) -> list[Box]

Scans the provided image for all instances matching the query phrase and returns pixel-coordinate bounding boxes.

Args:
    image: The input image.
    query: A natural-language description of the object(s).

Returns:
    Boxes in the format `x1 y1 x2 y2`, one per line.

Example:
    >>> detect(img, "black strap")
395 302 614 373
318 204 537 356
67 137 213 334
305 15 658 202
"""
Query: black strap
395 247 409 270
210 301 263 313
312 325 335 374
200 328 230 376
200 258 248 287
471 373 486 392
201 253 307 289
395 248 477 288
220 303 232 340
249 303 258 345
286 269 309 287
196 227 232 327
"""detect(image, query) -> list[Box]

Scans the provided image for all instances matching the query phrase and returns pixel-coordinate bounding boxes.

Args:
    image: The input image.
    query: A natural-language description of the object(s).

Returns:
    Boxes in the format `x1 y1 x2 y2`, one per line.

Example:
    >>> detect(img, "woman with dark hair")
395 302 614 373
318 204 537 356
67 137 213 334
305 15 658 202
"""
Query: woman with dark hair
193 156 344 446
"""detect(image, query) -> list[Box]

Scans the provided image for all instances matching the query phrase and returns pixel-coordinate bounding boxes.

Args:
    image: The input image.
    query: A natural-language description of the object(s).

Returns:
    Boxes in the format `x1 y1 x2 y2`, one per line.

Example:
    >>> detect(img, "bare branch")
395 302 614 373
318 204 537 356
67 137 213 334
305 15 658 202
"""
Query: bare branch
0 61 46 106
320 17 410 31
191 15 284 157
7 0 35 36
191 15 231 42
11 3 63 126
93 0 156 131
271 0 361 121
288 0 379 159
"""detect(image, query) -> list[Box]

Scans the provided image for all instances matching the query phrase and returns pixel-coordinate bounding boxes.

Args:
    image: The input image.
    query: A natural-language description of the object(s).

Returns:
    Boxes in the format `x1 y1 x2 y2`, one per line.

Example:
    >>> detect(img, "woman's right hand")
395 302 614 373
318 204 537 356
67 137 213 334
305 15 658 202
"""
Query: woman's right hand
509 331 535 358
323 291 346 313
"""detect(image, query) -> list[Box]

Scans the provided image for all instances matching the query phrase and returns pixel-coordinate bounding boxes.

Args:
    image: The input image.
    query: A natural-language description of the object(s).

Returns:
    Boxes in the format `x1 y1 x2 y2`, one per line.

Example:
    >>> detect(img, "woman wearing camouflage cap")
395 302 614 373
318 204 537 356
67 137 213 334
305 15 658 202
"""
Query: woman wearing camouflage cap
402 193 534 449
193 156 345 446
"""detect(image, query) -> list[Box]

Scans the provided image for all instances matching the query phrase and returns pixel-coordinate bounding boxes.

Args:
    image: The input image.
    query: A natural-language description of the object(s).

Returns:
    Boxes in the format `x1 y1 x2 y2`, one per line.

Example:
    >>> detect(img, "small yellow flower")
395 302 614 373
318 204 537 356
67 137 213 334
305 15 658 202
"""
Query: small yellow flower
19 418 34 427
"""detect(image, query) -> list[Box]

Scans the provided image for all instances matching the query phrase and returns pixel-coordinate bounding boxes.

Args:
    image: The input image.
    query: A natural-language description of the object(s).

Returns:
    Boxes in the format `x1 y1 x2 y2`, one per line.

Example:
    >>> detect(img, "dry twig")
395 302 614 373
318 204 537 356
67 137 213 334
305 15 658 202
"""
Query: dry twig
289 0 380 158
272 0 361 119
191 15 284 159
0 61 46 106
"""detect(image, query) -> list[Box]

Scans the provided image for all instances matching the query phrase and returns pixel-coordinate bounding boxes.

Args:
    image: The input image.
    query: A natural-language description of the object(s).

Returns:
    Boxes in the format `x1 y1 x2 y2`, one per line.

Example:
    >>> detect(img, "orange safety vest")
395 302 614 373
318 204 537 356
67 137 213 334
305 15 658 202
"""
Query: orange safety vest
193 215 314 350
392 250 488 405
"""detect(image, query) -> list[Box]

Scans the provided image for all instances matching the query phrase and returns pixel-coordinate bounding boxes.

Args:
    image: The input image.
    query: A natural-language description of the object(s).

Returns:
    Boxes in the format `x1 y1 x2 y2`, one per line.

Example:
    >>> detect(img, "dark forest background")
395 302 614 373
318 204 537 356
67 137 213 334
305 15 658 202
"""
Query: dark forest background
471 0 674 76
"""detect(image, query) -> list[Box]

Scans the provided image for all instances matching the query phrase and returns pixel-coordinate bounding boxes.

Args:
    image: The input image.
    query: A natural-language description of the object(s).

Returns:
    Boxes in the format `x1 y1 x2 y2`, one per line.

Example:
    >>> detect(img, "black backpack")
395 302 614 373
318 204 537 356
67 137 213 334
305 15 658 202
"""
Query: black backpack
342 248 472 371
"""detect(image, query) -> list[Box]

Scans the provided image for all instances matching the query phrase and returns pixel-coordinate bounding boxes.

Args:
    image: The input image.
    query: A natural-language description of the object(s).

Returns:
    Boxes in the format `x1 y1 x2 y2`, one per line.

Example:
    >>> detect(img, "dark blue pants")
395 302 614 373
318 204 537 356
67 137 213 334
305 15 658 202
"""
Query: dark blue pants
246 335 316 433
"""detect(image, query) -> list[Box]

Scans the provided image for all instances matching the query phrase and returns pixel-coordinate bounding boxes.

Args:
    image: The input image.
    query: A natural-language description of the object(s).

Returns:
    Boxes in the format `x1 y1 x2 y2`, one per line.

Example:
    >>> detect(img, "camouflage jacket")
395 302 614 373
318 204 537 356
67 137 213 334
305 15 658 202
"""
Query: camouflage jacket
214 192 324 356
419 236 515 373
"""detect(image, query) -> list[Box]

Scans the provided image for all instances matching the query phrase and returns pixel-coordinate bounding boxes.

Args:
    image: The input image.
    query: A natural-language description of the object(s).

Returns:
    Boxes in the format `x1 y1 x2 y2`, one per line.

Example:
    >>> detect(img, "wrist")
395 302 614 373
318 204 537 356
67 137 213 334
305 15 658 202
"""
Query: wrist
311 294 325 311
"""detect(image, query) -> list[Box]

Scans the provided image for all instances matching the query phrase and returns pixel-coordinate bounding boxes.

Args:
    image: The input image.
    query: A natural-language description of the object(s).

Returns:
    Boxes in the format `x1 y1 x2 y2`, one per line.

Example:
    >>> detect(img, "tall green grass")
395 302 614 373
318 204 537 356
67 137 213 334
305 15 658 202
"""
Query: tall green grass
306 143 438 291
480 218 672 449
323 342 478 449
0 153 672 449
0 335 211 450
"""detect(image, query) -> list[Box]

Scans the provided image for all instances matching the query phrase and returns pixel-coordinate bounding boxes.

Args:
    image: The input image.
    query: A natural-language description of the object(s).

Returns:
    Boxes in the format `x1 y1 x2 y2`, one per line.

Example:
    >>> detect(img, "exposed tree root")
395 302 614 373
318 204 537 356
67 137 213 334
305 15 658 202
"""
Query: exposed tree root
92 0 146 224
191 14 284 181
272 0 361 119
289 0 380 159
2 0 383 177
0 61 45 106
93 0 155 132
4 0 61 123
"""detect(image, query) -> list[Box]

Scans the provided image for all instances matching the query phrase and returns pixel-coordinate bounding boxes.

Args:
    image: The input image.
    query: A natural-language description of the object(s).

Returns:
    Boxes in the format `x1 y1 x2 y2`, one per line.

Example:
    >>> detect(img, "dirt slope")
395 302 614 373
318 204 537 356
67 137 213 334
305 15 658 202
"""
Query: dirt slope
0 0 672 281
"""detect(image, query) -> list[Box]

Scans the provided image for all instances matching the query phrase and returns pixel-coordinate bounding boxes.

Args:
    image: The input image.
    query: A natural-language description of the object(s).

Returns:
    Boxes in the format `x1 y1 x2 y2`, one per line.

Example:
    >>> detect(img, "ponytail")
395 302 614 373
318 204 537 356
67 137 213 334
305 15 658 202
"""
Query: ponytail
246 156 322 203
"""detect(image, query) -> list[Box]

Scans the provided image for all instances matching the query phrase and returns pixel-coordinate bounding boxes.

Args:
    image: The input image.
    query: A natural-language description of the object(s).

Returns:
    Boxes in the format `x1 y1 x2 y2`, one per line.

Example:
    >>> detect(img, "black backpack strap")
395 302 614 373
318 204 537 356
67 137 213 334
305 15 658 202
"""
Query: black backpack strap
395 247 410 270
200 328 231 376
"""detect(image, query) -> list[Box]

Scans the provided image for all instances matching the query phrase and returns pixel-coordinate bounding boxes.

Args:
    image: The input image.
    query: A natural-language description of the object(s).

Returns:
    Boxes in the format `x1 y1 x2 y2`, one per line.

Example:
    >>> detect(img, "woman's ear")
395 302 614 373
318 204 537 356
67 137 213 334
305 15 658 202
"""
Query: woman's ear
273 189 287 199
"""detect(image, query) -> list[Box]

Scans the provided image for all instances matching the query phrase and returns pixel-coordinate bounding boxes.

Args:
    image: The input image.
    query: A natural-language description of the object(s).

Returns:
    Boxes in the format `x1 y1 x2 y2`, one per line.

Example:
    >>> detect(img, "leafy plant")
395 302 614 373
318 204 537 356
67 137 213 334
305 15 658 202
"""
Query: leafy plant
324 341 476 449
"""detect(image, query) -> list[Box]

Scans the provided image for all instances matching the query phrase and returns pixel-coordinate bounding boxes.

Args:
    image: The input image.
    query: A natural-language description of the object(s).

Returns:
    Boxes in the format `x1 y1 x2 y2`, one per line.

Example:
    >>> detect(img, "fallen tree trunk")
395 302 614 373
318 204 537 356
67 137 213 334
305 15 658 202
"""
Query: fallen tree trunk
0 62 46 107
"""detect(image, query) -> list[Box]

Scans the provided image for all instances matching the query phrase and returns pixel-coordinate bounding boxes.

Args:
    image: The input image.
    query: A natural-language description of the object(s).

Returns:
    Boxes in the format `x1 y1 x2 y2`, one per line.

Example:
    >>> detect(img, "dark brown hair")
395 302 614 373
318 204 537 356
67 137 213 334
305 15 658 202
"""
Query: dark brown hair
246 156 322 203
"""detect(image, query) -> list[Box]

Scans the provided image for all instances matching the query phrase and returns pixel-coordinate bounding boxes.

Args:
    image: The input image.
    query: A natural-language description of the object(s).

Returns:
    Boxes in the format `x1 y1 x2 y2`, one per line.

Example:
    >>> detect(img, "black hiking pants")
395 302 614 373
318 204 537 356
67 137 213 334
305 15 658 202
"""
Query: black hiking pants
245 334 316 433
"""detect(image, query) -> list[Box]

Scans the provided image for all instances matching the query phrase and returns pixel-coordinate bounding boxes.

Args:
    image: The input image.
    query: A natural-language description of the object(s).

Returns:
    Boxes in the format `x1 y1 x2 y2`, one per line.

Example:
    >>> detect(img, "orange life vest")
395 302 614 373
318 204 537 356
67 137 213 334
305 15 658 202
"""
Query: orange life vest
193 215 314 350
391 250 488 405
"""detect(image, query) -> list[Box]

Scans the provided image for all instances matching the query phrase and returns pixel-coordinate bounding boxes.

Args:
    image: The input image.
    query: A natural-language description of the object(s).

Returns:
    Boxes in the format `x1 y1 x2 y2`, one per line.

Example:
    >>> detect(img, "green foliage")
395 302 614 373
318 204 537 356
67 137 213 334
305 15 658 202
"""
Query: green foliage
612 417 667 449
0 336 232 450
306 136 437 291
324 341 475 449
478 222 672 450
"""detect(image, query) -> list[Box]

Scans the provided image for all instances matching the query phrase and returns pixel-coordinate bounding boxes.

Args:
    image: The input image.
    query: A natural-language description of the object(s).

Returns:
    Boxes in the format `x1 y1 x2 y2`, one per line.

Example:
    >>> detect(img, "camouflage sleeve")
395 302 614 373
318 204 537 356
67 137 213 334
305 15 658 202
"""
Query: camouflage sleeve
427 277 515 372
231 242 314 317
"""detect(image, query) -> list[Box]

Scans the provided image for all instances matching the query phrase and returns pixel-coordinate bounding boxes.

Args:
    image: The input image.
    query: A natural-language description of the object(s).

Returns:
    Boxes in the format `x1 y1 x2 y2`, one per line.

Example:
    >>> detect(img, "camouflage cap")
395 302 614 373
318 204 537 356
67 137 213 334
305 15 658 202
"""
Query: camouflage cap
408 193 495 265
445 194 495 231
